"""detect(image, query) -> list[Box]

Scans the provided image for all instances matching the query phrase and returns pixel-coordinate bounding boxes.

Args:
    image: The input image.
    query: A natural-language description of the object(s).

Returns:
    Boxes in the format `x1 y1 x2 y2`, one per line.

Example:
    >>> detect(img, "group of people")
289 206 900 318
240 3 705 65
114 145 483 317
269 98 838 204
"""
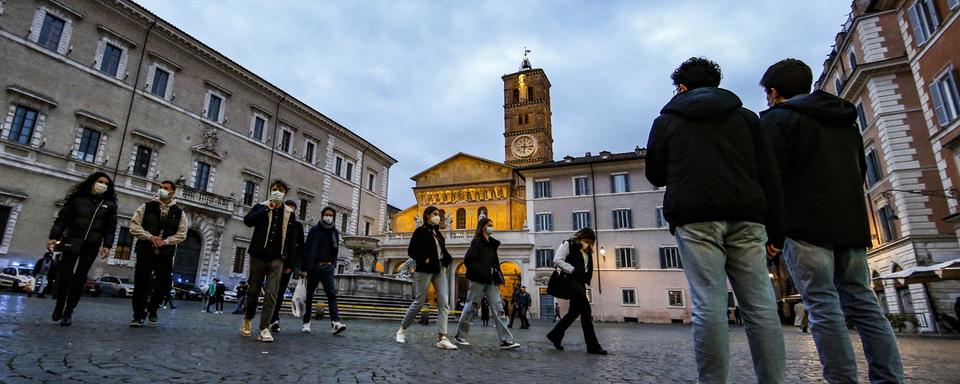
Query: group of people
34 55 908 383
43 176 346 343
644 57 904 383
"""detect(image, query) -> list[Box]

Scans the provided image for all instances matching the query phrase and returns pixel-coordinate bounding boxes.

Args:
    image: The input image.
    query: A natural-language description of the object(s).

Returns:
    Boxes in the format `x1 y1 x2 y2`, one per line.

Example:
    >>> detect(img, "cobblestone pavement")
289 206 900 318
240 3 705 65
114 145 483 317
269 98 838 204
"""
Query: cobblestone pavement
0 293 957 383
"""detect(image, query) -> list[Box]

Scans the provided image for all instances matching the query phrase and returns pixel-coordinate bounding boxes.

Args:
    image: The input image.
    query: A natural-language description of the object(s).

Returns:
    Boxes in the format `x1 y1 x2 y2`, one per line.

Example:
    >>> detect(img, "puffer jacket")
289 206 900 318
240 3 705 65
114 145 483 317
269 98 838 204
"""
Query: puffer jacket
48 194 118 252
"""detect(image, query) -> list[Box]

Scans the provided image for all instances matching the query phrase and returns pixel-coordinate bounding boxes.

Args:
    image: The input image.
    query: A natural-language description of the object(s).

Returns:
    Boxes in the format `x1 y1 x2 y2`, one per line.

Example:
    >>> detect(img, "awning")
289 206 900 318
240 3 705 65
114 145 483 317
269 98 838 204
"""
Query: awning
874 258 960 285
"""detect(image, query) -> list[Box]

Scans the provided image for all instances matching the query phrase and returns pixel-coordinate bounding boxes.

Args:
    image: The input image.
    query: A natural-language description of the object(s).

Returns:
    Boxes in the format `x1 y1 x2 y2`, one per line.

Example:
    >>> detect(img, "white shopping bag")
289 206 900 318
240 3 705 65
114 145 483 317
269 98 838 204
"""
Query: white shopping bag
291 277 307 318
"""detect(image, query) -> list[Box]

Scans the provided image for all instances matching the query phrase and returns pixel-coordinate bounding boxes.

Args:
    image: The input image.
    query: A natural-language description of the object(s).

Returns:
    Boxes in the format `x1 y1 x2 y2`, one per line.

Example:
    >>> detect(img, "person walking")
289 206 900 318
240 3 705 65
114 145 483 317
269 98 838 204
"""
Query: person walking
300 206 346 335
129 180 188 327
200 280 211 313
269 200 305 333
241 179 298 343
553 302 561 323
205 278 219 313
451 218 520 350
30 251 54 298
46 172 118 326
232 281 248 314
480 296 490 327
508 284 521 328
734 306 743 327
546 228 607 355
645 57 785 383
213 279 226 314
161 289 176 310
395 206 457 350
516 286 532 329
760 58 903 383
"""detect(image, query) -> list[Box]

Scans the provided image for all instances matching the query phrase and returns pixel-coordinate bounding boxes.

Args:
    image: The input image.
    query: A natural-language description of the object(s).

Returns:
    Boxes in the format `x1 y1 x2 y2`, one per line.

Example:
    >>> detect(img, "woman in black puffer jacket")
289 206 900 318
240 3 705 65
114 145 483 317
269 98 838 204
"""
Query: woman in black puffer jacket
47 172 118 326
451 217 520 350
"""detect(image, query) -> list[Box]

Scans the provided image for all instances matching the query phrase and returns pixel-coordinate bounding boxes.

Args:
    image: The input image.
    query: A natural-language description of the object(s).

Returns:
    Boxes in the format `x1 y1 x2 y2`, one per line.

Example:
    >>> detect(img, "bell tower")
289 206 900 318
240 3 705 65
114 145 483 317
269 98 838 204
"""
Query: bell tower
503 51 553 166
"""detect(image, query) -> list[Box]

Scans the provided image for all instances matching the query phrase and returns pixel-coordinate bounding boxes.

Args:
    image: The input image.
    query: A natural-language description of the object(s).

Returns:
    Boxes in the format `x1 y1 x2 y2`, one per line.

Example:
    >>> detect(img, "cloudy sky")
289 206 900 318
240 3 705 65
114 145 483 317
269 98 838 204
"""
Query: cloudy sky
136 0 852 209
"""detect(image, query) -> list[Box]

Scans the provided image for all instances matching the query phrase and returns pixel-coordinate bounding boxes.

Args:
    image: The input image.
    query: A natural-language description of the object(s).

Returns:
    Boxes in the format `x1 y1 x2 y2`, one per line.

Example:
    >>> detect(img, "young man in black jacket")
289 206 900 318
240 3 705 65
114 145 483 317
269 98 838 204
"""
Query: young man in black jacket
645 57 785 383
129 180 188 326
269 200 305 333
760 58 903 383
241 179 298 343
300 206 347 335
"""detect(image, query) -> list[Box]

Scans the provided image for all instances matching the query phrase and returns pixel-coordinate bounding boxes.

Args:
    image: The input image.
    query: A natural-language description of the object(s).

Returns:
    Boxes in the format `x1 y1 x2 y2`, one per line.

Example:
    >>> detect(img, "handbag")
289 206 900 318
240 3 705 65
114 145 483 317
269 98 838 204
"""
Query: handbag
290 277 307 318
547 267 572 299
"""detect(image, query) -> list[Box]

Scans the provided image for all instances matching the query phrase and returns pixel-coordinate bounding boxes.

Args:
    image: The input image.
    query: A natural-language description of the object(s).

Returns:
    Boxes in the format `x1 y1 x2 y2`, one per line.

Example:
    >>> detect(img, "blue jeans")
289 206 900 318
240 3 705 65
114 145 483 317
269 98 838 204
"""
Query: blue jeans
783 238 904 383
455 280 514 343
675 221 785 384
400 271 450 335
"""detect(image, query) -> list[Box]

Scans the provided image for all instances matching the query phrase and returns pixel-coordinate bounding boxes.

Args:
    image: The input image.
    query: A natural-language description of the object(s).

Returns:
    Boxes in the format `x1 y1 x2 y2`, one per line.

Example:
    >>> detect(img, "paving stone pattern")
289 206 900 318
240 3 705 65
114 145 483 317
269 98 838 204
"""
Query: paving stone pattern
0 293 957 383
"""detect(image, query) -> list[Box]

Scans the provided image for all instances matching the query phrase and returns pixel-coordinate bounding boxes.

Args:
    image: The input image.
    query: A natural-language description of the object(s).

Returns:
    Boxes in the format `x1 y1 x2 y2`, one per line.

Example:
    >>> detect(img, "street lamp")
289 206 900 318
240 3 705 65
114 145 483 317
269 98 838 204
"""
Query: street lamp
599 247 606 259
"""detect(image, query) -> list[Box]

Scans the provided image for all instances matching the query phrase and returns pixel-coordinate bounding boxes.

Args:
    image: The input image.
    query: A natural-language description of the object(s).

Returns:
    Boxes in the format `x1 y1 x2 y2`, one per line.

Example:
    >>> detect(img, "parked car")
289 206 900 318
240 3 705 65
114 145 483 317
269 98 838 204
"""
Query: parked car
97 276 135 297
224 290 238 303
83 278 102 296
0 265 36 293
173 282 203 301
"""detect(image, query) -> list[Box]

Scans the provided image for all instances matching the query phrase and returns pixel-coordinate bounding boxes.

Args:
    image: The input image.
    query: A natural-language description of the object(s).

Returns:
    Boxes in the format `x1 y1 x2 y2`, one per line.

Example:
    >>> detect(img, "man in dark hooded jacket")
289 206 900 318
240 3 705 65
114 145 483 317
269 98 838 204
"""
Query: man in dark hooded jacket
645 57 785 384
760 58 903 383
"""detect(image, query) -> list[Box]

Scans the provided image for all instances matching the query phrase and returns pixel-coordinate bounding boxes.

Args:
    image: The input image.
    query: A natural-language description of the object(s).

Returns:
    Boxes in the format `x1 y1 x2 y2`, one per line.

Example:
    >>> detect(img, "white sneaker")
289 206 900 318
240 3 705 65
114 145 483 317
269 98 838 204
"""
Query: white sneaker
395 328 406 343
331 321 346 335
453 335 470 345
257 328 274 343
302 322 312 333
436 336 458 350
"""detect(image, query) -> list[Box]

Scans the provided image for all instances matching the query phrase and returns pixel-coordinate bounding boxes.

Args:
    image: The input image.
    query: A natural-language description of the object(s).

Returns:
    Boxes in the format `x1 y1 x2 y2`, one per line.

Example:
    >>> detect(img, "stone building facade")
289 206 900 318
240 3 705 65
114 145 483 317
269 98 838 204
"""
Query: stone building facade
517 151 691 323
0 0 395 288
817 0 960 332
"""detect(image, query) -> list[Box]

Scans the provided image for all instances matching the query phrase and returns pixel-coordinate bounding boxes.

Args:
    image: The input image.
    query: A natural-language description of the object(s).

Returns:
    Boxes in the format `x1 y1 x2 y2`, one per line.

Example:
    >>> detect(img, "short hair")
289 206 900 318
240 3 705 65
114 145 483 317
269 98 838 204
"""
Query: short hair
270 179 290 193
283 199 297 208
321 206 336 216
760 58 813 99
671 57 723 90
160 180 176 190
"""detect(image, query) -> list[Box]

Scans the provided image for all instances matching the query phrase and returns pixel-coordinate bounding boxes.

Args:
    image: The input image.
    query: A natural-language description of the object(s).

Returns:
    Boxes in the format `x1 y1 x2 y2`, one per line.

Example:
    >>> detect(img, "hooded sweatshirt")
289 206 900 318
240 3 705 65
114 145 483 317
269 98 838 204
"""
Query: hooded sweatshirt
646 87 783 243
760 90 871 249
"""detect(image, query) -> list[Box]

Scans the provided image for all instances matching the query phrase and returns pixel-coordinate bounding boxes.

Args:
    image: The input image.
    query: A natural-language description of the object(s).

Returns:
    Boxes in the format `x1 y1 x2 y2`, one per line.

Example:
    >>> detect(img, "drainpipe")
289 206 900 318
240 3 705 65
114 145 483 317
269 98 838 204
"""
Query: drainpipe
589 163 601 294
355 144 371 236
265 95 286 186
112 18 157 178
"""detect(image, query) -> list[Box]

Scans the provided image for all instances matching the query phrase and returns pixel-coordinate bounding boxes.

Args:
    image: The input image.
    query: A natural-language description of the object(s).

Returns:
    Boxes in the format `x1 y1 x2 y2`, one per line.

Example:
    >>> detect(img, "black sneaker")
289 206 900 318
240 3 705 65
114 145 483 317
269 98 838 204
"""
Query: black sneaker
499 340 521 350
130 318 144 328
147 312 158 325
270 321 280 333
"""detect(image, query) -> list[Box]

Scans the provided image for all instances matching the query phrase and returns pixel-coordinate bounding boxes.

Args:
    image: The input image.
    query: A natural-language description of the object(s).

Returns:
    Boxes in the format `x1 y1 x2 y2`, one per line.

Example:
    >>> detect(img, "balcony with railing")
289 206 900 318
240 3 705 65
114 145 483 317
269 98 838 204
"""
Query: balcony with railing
177 184 235 214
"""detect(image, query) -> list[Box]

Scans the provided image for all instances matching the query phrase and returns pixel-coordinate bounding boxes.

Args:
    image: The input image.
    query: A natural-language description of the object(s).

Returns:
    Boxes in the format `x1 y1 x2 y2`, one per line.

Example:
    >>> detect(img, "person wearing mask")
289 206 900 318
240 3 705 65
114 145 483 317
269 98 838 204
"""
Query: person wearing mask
47 172 118 326
269 199 305 333
205 278 219 313
451 218 520 350
760 58 903 383
396 206 457 350
546 228 607 355
300 206 346 335
241 179 298 343
646 57 785 382
129 180 188 327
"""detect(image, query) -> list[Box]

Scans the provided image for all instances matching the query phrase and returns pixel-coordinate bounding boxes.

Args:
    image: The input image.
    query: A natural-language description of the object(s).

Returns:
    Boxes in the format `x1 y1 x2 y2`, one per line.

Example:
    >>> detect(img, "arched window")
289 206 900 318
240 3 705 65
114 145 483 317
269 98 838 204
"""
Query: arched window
456 208 466 229
517 115 523 125
527 86 534 100
513 89 520 104
439 209 447 229
478 207 488 220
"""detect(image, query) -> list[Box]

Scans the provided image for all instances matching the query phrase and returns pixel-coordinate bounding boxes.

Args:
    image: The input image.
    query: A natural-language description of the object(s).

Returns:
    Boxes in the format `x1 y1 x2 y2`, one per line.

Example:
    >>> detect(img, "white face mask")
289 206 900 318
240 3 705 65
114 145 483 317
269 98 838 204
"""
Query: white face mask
92 182 108 195
429 215 441 226
270 190 285 203
322 215 334 225
485 226 494 235
157 189 171 200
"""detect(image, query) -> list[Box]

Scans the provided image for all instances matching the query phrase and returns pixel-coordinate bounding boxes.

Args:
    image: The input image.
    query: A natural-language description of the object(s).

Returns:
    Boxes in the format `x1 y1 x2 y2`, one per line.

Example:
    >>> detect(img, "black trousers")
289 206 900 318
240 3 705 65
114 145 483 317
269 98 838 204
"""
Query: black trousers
55 245 98 315
548 284 601 350
206 295 224 311
132 252 173 319
303 265 340 323
270 271 293 324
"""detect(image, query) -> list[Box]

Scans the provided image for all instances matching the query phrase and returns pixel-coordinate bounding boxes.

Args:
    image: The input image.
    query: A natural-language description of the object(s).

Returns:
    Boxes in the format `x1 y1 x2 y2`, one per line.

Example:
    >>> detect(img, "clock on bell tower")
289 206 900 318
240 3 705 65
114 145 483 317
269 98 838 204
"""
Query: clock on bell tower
503 51 553 166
